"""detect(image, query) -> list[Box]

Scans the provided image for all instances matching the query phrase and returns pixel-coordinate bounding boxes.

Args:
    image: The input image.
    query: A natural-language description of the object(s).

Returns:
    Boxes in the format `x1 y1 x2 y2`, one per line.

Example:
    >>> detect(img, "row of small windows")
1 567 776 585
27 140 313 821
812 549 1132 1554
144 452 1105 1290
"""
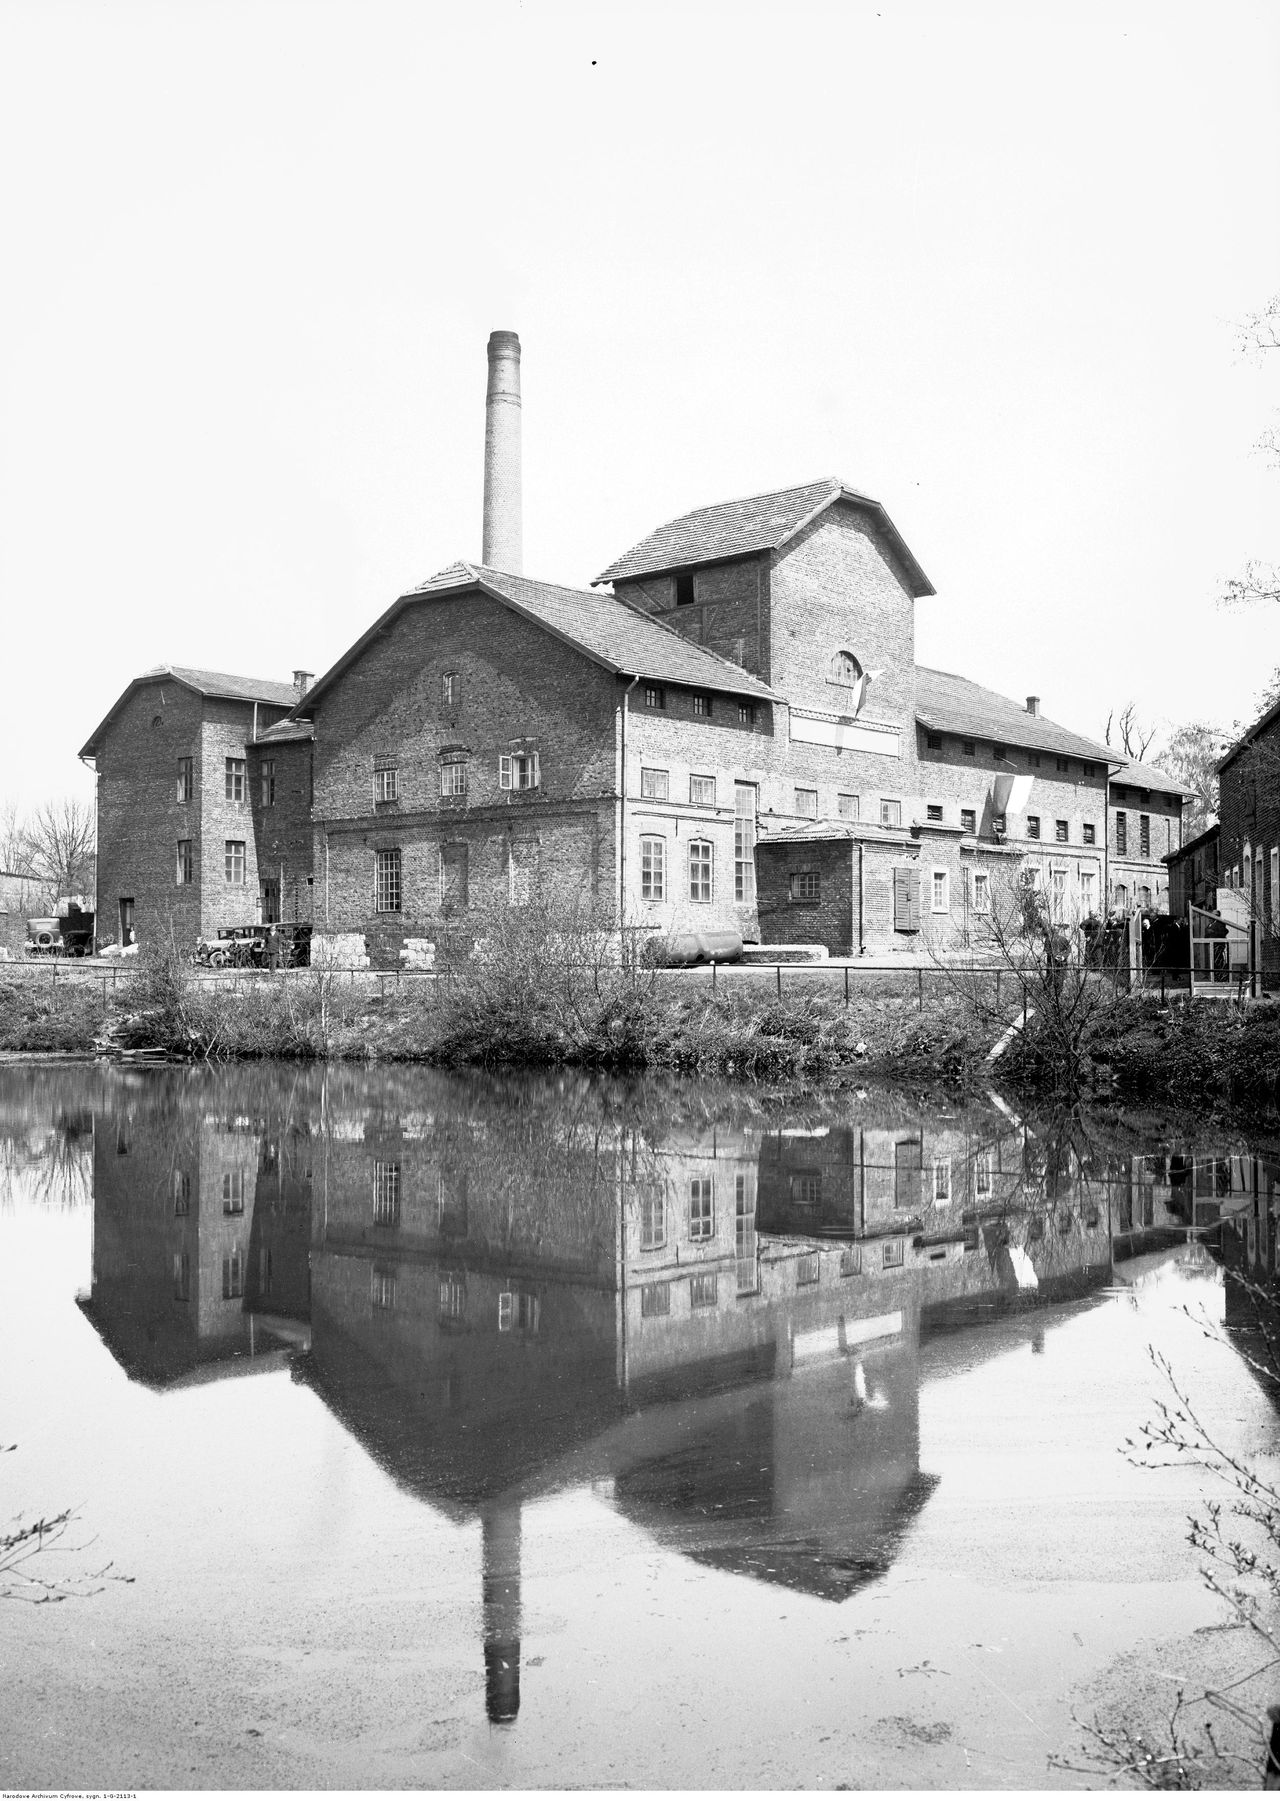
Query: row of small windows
924 735 1100 779
173 756 276 807
641 684 757 726
369 1264 539 1332
372 751 540 803
923 803 1099 845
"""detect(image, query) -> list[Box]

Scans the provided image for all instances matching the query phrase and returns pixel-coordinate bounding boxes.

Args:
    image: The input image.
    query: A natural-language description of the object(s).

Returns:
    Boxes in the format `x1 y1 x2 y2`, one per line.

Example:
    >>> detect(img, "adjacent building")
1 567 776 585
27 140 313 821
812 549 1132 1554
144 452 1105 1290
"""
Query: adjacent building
1215 697 1280 973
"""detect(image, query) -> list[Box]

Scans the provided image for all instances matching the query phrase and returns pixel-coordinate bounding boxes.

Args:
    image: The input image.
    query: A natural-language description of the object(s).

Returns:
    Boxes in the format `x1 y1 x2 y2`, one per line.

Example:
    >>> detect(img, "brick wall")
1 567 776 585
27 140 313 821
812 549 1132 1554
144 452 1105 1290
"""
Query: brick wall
1220 721 1280 968
614 557 769 680
248 738 314 921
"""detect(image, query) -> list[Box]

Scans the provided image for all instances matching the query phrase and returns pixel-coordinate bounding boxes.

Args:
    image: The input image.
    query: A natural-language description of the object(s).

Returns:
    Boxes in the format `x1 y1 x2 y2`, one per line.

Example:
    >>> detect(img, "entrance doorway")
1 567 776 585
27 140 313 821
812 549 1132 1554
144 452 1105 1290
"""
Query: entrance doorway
118 898 135 947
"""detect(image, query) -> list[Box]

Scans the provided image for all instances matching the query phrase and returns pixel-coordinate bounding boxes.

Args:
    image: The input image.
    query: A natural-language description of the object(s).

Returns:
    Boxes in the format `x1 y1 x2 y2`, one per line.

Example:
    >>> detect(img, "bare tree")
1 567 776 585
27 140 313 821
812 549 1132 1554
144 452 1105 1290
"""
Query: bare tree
22 797 95 905
1104 702 1158 761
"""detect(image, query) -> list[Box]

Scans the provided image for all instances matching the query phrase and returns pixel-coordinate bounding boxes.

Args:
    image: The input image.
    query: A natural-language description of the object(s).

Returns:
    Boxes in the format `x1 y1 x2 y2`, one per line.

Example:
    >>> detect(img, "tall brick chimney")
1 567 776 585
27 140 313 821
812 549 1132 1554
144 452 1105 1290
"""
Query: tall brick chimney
293 670 314 700
1026 695 1040 716
482 330 522 574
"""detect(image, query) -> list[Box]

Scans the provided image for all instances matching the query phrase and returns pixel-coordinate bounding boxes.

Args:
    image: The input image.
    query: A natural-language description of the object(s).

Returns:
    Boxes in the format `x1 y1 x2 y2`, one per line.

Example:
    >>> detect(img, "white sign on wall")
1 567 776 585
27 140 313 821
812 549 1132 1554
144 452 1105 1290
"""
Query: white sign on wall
789 711 901 757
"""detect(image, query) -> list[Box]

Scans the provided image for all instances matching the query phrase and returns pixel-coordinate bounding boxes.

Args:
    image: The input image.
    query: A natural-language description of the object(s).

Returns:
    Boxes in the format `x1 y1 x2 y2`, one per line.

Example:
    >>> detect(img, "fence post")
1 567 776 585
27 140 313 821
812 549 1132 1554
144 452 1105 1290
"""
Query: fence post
711 958 717 992
776 963 782 999
844 965 849 1007
995 969 1001 1010
917 967 923 1012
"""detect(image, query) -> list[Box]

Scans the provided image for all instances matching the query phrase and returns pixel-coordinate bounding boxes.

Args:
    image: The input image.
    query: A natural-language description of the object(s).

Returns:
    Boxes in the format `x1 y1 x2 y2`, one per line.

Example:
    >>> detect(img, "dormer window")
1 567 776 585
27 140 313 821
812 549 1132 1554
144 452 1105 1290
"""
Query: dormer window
829 650 862 687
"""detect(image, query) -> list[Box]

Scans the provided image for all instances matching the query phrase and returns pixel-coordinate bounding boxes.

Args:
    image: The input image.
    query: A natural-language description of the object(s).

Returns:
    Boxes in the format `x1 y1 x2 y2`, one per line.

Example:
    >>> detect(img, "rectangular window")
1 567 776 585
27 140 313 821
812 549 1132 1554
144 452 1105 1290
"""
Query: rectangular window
795 787 818 818
734 783 757 902
1029 753 1041 768
1051 868 1068 919
1056 757 1069 773
374 848 402 912
837 793 859 821
1083 823 1096 845
172 1251 190 1302
224 839 246 885
931 869 949 913
789 870 820 903
1140 815 1150 857
639 1193 665 1251
498 1291 541 1334
972 870 991 914
934 1159 952 1206
644 685 665 710
439 844 468 912
688 840 713 903
882 1239 905 1269
172 1170 190 1215
735 1175 758 1295
796 1252 820 1286
692 693 712 717
975 1151 993 1197
1080 870 1097 913
640 835 665 902
1082 761 1097 777
442 672 458 707
689 1177 714 1239
1116 811 1128 855
689 774 716 806
439 1272 466 1321
925 732 942 750
993 743 1007 760
222 1170 245 1213
991 813 1007 837
176 839 193 885
737 702 755 726
790 1172 822 1206
222 1252 244 1300
640 766 669 801
640 1282 671 1318
373 763 398 803
689 1272 718 1309
1027 815 1041 840
962 740 975 756
224 757 245 802
439 759 467 797
373 1161 401 1227
260 759 275 807
960 808 976 834
926 803 943 823
893 865 922 933
371 1268 396 1311
176 756 193 802
498 751 540 790
839 1245 862 1277
1055 819 1069 843
881 798 902 827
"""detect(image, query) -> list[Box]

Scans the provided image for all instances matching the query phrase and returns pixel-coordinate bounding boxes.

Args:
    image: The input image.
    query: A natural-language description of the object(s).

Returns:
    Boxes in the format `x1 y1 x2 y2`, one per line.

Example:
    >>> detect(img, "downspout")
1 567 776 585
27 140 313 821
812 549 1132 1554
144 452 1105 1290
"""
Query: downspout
858 839 866 955
618 674 641 930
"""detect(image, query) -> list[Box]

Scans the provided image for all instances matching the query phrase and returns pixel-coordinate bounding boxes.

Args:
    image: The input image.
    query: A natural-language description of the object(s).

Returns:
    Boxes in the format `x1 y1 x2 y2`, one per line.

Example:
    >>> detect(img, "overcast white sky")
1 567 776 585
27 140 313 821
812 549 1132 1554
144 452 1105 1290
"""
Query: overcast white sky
1 0 1277 810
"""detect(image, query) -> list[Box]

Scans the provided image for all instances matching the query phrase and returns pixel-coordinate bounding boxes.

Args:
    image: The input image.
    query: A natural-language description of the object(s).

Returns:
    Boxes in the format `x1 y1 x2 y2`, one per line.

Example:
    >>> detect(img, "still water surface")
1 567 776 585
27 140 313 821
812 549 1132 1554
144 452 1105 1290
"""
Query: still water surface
2 1062 1278 1790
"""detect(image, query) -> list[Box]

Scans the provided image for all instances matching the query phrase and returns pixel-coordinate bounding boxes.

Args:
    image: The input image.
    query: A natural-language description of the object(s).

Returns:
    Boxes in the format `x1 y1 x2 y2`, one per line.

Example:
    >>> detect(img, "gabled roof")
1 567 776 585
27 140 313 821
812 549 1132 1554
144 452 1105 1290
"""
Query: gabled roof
79 665 300 758
1218 693 1280 775
1109 757 1189 799
915 667 1115 764
293 561 782 716
595 478 935 597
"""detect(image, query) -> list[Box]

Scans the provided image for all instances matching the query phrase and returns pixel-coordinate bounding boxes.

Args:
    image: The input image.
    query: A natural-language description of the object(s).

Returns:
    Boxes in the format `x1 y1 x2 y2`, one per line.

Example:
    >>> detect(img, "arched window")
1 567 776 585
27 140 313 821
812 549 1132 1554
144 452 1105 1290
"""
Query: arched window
829 650 862 687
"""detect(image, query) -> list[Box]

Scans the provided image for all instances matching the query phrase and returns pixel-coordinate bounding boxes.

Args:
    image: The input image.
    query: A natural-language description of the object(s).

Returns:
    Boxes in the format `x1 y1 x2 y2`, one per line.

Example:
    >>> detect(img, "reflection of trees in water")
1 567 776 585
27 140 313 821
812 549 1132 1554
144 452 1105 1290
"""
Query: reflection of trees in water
0 1066 97 1210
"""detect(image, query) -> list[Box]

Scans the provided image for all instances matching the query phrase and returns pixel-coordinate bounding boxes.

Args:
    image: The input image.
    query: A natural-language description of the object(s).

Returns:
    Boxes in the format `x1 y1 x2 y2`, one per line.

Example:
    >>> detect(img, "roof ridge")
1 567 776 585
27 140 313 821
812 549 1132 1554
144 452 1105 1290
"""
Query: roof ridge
657 475 841 522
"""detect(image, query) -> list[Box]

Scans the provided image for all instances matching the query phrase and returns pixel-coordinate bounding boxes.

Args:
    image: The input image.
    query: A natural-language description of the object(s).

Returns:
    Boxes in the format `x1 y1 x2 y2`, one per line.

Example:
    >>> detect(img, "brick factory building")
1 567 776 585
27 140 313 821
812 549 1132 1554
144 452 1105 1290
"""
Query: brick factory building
81 333 1184 963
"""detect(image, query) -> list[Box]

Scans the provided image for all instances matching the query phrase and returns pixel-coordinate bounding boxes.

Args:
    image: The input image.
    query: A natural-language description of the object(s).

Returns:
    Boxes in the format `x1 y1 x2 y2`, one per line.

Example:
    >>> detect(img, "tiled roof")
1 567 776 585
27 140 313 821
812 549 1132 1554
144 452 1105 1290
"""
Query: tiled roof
595 478 935 597
757 821 912 846
297 562 781 714
915 667 1115 764
1218 693 1280 774
255 718 313 744
1110 757 1188 798
80 665 300 757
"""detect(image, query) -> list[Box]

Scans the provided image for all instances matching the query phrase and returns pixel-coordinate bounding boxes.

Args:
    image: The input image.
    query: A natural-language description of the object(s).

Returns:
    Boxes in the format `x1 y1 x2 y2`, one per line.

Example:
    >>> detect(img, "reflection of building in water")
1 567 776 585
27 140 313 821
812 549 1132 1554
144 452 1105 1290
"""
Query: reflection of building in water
79 1080 313 1386
1115 1150 1280 1243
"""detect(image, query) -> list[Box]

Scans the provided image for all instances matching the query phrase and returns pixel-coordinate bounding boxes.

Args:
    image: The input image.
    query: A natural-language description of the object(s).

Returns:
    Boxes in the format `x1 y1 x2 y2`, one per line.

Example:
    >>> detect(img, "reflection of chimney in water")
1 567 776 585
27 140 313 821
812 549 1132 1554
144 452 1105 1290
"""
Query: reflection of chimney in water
482 1501 522 1724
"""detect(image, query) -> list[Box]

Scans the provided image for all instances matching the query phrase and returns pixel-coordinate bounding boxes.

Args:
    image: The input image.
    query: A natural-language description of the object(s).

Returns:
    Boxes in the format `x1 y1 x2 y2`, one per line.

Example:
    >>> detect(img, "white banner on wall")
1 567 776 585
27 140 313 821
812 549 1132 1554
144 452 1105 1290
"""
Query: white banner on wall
789 711 901 757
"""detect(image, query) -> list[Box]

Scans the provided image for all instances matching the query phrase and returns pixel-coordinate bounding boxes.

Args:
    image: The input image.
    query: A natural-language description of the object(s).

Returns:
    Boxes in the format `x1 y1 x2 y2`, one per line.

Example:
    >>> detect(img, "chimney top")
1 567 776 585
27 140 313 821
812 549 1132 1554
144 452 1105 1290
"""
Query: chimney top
482 330 523 573
293 670 314 698
1026 695 1040 716
487 329 521 358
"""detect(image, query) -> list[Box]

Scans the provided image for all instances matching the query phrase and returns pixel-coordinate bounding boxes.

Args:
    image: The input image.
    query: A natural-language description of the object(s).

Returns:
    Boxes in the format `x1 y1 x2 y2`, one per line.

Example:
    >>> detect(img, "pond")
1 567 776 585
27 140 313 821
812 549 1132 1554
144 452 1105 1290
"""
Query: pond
1 1060 1278 1790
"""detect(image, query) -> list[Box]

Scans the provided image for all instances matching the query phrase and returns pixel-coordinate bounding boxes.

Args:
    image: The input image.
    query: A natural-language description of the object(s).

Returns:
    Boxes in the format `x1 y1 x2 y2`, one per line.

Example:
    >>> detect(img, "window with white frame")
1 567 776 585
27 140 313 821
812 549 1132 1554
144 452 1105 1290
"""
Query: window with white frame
373 761 398 803
795 787 818 818
498 1290 540 1333
880 798 902 827
260 759 275 807
224 757 245 802
639 1193 665 1250
439 756 467 797
734 783 756 902
882 1239 905 1269
689 1177 714 1240
789 870 820 903
176 756 193 803
640 766 669 800
644 685 665 710
1272 849 1279 926
224 839 246 885
222 1170 245 1213
933 1159 952 1206
738 701 755 726
689 1272 718 1309
971 870 991 914
690 774 716 806
222 1251 244 1300
371 1267 396 1310
374 847 402 912
640 835 665 902
931 869 949 913
975 1150 993 1197
688 839 713 902
692 692 712 717
373 1161 401 1227
442 671 458 708
960 807 976 834
439 1271 466 1321
1080 869 1098 913
499 751 539 791
837 793 859 821
1051 868 1068 919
